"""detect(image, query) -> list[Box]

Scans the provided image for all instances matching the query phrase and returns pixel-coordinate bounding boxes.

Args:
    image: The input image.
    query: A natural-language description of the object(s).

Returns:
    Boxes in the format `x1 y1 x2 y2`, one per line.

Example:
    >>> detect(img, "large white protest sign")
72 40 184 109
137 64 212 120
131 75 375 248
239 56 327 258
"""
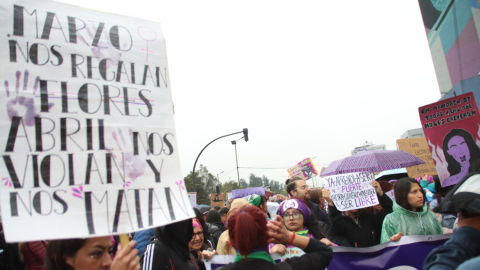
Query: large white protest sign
0 0 194 242
323 172 378 211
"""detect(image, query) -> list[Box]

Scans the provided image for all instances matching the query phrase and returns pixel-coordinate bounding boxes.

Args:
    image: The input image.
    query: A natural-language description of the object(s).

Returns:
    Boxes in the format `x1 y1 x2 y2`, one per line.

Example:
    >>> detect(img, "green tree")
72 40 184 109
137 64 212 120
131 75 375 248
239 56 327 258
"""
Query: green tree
248 173 263 187
184 164 219 205
219 181 241 193
239 178 248 188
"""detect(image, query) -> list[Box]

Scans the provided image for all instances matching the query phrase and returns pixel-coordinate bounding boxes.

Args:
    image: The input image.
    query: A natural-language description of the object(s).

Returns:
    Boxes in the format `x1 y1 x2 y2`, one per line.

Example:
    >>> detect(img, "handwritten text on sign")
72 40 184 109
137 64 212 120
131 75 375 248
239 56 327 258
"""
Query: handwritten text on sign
323 172 378 211
0 0 193 242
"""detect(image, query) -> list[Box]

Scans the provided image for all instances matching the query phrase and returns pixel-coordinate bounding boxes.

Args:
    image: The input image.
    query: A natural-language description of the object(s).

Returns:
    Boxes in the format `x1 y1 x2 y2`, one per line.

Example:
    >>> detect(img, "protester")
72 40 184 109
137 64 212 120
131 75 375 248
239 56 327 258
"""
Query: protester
219 207 229 224
269 198 335 255
286 177 330 225
205 210 226 249
424 171 480 270
190 219 216 270
0 229 24 270
216 199 250 255
219 204 333 269
193 208 210 246
199 207 210 222
141 219 200 270
323 180 393 247
213 206 221 211
380 178 443 243
309 188 326 210
45 237 139 270
244 194 269 215
20 241 47 270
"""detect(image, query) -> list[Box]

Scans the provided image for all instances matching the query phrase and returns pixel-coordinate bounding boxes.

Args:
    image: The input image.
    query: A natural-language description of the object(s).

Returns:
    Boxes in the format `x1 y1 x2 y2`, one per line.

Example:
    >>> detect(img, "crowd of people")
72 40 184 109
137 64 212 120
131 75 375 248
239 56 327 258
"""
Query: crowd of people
1 173 479 270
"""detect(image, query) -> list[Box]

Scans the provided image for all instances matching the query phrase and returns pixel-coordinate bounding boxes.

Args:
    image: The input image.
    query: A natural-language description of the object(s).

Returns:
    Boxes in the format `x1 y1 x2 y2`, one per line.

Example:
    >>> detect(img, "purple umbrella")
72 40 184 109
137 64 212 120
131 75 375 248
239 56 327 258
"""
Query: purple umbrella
320 150 425 176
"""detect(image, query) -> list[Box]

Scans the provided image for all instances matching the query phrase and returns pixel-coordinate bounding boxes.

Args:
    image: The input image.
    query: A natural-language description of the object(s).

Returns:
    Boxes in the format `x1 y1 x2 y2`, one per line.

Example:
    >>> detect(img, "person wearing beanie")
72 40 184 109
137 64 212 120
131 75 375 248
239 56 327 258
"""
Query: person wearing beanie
269 199 336 257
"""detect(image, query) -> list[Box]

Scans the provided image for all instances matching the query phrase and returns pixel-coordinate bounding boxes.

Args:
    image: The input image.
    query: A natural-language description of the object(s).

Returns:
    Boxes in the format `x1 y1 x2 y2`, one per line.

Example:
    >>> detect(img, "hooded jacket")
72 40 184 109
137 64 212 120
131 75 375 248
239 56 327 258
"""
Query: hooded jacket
380 202 443 243
141 219 199 270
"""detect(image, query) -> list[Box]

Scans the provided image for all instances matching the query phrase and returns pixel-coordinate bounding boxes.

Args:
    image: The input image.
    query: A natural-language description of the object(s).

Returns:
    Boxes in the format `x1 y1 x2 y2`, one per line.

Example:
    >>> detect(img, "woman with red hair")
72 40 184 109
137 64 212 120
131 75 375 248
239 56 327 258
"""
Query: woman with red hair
220 205 333 270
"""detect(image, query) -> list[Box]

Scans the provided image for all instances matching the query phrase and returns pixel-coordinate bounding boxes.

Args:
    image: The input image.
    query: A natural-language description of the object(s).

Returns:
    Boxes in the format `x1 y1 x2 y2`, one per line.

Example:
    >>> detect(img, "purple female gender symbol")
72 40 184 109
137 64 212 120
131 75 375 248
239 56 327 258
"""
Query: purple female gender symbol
137 26 157 63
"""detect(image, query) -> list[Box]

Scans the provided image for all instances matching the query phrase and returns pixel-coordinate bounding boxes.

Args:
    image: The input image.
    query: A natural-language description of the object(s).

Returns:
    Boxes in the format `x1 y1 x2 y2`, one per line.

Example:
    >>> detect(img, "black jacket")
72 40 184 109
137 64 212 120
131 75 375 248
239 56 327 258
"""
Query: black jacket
140 220 200 270
328 193 393 247
307 200 331 226
318 221 351 247
219 238 333 270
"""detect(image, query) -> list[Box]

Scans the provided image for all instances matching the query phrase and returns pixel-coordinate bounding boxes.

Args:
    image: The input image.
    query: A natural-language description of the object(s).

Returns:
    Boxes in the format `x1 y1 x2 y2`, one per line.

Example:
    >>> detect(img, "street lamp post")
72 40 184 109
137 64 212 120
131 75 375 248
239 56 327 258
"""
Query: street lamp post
217 171 224 182
191 129 248 192
231 140 240 185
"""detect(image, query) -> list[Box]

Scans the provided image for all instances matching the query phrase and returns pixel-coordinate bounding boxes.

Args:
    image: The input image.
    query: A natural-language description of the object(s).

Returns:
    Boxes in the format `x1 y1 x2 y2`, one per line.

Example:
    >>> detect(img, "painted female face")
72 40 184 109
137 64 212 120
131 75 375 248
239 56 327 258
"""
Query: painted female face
282 208 304 232
65 237 113 270
189 226 204 251
407 183 424 211
447 135 471 164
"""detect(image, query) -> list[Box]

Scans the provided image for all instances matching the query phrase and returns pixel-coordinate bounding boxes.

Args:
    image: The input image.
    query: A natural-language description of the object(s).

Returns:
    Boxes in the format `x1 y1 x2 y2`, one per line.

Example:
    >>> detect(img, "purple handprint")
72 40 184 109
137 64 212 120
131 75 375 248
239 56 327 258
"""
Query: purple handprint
110 128 146 186
5 70 42 126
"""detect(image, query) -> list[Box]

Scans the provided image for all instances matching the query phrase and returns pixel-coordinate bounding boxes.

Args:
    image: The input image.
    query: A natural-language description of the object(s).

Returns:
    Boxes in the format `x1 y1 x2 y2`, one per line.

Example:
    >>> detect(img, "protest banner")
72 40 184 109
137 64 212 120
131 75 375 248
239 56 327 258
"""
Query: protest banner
419 92 480 187
322 172 378 211
287 157 318 180
397 138 438 178
231 187 265 199
0 0 193 242
205 234 451 270
210 194 224 208
188 192 197 208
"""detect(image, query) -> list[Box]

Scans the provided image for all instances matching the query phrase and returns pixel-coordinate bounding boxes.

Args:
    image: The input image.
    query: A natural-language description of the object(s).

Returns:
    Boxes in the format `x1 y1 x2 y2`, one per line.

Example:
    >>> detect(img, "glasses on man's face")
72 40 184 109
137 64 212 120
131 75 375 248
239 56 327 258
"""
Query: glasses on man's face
297 185 309 190
282 212 302 220
192 231 204 239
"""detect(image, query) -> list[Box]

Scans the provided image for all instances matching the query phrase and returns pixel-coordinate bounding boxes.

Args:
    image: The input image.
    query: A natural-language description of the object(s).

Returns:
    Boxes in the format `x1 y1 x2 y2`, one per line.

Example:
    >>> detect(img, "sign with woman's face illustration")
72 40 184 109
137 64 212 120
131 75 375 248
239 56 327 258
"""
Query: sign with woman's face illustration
419 92 480 187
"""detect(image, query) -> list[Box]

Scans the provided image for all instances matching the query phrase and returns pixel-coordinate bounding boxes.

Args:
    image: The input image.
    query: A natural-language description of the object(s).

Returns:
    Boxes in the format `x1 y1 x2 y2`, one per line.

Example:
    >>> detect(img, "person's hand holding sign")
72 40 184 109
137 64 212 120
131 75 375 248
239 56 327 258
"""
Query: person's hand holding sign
110 240 140 270
389 232 403 242
370 180 383 197
322 189 334 206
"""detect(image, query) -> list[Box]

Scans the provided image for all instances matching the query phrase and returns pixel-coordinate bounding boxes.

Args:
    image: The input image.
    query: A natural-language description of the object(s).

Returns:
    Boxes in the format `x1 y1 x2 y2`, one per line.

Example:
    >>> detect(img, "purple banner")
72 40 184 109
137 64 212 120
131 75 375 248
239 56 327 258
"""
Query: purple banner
205 234 451 270
231 187 265 200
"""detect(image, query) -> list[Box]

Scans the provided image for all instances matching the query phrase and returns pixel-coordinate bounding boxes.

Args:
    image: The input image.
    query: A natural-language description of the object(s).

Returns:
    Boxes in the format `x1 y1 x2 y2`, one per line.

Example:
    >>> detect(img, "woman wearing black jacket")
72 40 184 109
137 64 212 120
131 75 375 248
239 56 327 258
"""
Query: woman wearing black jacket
219 205 332 270
323 180 393 247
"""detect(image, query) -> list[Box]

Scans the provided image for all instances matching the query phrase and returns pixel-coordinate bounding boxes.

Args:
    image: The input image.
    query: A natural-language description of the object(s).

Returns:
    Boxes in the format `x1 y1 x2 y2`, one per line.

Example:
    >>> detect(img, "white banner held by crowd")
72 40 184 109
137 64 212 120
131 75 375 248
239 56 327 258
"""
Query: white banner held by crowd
0 0 194 242
323 172 378 211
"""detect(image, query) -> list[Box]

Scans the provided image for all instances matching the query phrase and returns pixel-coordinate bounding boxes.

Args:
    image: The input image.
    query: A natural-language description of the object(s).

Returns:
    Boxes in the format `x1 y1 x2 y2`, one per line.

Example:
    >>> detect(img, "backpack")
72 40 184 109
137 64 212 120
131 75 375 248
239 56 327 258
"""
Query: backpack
0 231 25 270
140 236 199 270
205 223 222 250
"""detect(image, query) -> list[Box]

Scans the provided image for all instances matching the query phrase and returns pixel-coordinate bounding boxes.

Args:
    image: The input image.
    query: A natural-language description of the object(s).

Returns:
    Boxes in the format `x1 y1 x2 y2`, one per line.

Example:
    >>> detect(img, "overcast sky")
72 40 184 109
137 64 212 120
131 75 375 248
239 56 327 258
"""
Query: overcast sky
57 0 441 186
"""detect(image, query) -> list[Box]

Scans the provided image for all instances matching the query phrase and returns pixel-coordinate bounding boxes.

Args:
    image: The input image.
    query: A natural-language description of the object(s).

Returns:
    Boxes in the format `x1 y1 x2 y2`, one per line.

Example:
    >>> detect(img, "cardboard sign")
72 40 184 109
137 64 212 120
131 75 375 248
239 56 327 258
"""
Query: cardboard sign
323 172 378 211
210 194 224 208
419 92 480 187
397 138 438 178
188 192 197 208
287 157 318 180
231 187 265 200
0 0 193 242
